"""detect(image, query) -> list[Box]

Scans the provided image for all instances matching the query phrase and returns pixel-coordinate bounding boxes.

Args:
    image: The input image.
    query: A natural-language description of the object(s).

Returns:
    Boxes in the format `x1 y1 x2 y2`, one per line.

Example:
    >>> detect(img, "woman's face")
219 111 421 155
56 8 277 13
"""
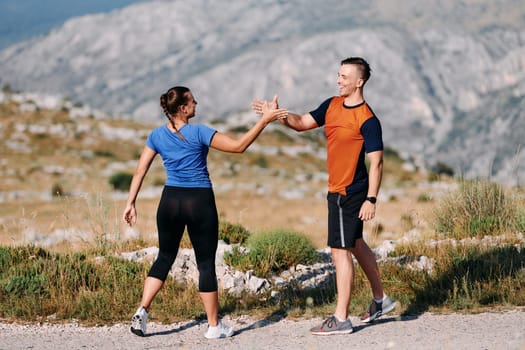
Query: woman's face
184 92 197 118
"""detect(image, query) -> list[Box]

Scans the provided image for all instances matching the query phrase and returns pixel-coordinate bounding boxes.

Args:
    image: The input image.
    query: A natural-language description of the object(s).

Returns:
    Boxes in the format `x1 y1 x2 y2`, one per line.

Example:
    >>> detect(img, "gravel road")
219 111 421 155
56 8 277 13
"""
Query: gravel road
1 311 524 350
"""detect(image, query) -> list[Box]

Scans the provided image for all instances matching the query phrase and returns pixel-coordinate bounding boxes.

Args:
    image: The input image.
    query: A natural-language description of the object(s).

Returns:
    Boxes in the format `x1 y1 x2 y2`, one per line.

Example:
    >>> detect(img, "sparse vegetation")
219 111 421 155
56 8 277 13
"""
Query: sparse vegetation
51 183 64 197
219 220 250 244
254 154 269 168
428 161 455 181
388 240 525 313
417 193 432 202
1 98 524 326
94 149 116 158
2 227 523 323
432 178 521 239
225 229 320 277
109 172 133 191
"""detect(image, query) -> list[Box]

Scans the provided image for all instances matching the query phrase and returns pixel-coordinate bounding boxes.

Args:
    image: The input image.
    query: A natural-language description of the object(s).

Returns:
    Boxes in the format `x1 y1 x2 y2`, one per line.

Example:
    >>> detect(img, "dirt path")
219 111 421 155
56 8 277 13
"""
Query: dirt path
1 311 524 350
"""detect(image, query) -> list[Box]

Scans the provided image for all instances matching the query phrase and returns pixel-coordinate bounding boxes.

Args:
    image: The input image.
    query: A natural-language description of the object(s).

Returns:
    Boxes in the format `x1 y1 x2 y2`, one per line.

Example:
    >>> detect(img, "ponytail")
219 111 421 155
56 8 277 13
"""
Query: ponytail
160 86 189 141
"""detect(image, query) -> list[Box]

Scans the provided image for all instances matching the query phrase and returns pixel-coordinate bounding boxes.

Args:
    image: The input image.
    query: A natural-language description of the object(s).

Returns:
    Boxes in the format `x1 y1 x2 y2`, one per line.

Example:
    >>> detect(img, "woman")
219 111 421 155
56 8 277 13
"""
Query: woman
122 86 287 338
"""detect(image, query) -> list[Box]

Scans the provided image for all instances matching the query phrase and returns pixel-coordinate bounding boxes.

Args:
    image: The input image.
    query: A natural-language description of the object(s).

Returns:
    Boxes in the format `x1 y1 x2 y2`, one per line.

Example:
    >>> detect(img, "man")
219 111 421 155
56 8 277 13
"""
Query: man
252 57 396 335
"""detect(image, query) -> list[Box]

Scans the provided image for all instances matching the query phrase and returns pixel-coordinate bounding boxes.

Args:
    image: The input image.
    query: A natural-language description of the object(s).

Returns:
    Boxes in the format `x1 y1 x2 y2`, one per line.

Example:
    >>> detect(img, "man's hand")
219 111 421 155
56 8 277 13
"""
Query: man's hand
358 201 376 221
252 95 280 114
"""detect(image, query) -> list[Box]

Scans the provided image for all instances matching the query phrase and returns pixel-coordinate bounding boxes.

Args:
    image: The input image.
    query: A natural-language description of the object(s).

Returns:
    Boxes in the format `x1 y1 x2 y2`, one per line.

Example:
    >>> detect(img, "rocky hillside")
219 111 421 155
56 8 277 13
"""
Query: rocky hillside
0 92 437 249
0 0 524 184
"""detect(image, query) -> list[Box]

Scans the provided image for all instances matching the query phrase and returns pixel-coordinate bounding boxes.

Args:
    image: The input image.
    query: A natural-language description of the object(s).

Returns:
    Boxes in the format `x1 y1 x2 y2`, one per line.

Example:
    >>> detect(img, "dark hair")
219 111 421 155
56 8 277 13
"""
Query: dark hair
160 86 189 140
340 57 371 83
160 86 190 116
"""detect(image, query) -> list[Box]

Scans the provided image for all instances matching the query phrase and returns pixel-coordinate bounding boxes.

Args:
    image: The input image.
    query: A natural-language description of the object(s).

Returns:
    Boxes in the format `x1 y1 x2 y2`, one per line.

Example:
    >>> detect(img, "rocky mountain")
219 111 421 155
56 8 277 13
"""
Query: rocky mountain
0 0 142 50
0 0 524 185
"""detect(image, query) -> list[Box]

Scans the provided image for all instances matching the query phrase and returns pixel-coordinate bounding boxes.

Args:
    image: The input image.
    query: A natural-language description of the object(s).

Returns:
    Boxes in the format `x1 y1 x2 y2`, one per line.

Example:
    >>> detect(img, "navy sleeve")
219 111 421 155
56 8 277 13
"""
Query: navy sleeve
361 116 383 153
309 97 333 127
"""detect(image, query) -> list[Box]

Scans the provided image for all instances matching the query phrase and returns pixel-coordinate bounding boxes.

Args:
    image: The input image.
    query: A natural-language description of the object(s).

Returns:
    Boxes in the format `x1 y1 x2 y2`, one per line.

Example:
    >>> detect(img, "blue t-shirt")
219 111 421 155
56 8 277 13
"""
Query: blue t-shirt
146 124 217 188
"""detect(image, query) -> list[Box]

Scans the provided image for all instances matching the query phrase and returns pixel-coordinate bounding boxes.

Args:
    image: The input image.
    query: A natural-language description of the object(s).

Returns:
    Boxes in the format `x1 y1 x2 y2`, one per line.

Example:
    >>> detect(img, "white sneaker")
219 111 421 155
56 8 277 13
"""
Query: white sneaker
204 320 234 339
130 306 148 337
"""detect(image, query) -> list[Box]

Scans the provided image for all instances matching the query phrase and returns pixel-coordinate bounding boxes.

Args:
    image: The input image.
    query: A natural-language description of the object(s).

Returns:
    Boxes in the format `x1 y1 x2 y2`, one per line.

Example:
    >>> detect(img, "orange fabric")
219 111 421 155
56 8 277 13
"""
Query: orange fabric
324 97 374 195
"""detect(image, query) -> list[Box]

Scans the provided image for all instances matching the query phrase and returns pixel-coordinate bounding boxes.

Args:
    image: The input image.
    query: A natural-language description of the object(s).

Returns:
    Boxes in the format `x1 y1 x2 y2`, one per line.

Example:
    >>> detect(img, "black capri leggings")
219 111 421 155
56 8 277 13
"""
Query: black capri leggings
148 186 219 292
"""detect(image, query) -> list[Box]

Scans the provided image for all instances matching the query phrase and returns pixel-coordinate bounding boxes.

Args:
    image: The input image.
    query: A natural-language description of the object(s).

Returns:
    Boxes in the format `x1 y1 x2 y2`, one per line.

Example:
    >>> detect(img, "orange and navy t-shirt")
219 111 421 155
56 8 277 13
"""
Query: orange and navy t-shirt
310 96 383 195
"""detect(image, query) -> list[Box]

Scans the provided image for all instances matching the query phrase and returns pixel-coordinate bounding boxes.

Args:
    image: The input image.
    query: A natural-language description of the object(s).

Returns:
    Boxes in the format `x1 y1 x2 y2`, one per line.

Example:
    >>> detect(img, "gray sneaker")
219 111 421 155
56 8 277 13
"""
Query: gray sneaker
310 315 353 335
361 295 396 323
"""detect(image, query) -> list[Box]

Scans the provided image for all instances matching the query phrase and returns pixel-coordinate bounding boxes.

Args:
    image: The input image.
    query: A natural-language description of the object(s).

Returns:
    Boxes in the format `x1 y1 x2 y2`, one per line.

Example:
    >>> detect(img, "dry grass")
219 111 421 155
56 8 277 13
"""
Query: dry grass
0 99 438 252
2 100 524 323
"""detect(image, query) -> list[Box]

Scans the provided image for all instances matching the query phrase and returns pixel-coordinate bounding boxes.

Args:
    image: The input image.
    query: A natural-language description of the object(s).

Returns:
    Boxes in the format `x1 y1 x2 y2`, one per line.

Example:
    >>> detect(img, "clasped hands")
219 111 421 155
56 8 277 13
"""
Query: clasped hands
252 95 287 122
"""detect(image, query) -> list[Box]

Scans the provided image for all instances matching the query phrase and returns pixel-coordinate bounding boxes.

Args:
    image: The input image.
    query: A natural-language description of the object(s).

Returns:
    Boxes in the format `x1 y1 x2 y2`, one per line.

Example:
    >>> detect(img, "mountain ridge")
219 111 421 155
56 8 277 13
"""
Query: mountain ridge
0 0 524 184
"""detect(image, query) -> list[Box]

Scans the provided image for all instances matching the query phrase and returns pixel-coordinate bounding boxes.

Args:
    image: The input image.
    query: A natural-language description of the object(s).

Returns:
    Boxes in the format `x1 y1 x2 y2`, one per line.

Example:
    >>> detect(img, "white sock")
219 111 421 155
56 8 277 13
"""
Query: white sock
334 315 346 322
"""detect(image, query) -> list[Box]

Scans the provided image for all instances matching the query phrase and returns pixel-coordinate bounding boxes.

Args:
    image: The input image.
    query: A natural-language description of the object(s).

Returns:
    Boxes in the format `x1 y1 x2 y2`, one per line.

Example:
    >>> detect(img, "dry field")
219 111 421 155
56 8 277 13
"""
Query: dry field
0 99 440 252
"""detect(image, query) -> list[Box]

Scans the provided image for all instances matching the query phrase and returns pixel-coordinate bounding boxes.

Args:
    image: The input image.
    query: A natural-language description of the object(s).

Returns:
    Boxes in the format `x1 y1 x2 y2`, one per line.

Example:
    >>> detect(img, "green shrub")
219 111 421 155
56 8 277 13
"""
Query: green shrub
94 149 116 158
109 172 133 191
179 221 250 249
417 193 432 202
225 229 319 277
432 179 517 238
51 183 64 197
431 161 455 177
254 154 269 168
516 212 525 232
228 125 249 133
219 221 250 244
223 246 252 272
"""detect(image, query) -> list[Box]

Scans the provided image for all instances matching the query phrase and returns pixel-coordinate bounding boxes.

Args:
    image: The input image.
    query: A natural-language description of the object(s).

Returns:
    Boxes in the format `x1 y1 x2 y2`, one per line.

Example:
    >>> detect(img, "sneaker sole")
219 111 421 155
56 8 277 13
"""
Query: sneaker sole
310 328 353 336
130 327 145 337
361 311 382 324
204 332 234 339
204 327 234 339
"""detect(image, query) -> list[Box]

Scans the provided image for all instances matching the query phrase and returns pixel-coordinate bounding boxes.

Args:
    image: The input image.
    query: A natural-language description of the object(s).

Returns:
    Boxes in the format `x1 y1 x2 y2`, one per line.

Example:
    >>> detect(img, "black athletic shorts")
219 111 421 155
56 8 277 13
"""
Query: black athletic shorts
327 188 367 248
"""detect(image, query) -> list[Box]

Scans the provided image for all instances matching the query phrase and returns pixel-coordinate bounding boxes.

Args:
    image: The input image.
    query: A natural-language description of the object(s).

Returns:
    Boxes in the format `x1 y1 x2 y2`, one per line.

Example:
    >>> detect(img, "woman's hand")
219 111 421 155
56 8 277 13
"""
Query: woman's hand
261 100 288 123
123 203 137 226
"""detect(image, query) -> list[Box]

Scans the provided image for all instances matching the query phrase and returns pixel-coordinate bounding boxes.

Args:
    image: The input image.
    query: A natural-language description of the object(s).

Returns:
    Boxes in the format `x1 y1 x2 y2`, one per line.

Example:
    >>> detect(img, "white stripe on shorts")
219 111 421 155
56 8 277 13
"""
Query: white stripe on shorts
337 194 345 248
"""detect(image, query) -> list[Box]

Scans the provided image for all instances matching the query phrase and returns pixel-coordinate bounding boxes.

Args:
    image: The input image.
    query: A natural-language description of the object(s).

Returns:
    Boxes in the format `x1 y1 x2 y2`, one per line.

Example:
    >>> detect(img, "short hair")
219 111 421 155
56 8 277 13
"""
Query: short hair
340 57 371 83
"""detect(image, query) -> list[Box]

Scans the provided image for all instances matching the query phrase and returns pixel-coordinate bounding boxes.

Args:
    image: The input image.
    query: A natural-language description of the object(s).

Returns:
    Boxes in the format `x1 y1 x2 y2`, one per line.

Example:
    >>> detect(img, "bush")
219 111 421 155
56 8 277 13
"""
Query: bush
178 221 250 249
254 155 269 168
433 179 517 238
51 183 64 197
109 172 133 191
431 161 455 177
225 229 319 277
94 149 116 158
219 221 250 244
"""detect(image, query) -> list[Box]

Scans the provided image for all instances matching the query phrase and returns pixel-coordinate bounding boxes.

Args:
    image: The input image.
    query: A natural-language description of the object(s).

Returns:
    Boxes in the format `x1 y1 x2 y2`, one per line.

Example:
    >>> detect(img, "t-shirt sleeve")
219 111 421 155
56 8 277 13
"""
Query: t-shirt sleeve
198 125 218 146
361 116 383 153
145 129 159 152
309 97 333 127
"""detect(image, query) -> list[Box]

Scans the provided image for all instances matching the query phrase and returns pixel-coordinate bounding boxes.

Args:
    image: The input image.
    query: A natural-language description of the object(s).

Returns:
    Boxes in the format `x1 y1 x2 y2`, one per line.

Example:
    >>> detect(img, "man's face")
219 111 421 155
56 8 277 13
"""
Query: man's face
337 64 363 97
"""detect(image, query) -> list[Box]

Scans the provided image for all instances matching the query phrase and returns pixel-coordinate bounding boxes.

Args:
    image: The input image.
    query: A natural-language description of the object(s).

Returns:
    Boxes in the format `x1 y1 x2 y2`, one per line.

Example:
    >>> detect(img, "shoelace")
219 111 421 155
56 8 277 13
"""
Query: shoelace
322 316 338 329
